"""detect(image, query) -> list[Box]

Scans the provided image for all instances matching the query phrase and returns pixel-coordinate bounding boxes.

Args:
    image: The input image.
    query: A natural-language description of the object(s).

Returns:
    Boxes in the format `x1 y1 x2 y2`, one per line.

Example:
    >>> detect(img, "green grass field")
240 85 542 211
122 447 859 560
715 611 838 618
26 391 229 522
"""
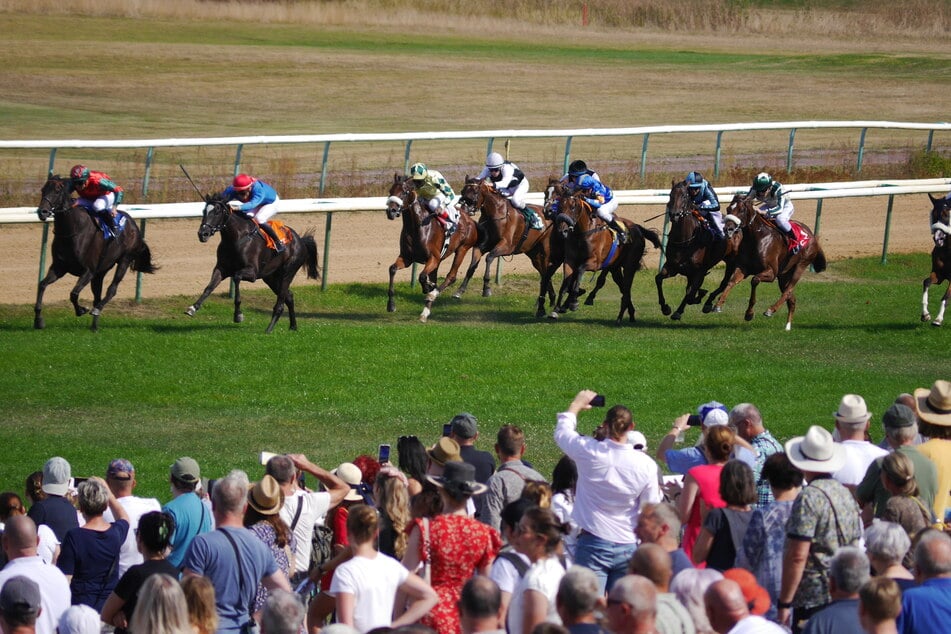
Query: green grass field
1 254 947 500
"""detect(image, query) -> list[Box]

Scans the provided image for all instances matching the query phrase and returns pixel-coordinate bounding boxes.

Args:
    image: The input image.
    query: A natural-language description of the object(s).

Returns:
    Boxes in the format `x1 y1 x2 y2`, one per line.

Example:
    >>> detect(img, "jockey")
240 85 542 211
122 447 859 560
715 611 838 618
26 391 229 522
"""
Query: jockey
409 162 459 235
69 165 124 238
685 171 724 240
550 159 601 215
577 174 628 244
747 172 798 253
221 174 285 252
477 152 542 229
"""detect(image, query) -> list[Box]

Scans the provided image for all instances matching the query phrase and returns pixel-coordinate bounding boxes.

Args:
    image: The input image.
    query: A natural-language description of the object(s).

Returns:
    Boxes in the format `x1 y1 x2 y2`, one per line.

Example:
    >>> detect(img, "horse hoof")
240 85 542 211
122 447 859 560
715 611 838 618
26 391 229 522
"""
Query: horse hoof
568 302 579 312
671 312 682 321
713 306 722 314
785 322 793 331
745 313 754 322
235 314 244 323
702 304 713 314
185 306 197 317
548 312 559 320
933 320 943 327
76 307 88 317
91 307 102 317
764 309 775 318
387 304 396 313
452 292 463 299
482 289 492 297
34 319 45 330
922 314 932 322
661 305 672 316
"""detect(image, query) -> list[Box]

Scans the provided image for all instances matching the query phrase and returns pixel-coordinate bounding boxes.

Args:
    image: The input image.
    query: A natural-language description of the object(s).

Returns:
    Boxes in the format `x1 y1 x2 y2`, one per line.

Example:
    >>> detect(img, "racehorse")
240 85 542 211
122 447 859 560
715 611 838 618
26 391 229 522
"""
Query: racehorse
549 188 661 324
711 194 827 330
654 180 740 320
384 174 480 322
184 193 319 334
34 175 158 331
922 193 951 326
455 177 557 317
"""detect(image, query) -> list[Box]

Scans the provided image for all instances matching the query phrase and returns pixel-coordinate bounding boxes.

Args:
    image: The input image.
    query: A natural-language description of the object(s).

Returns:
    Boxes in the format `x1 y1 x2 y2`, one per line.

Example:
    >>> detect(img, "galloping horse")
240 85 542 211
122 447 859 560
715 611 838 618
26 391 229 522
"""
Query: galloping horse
922 193 951 326
185 194 319 333
655 180 740 320
550 189 661 324
711 194 826 330
385 174 480 322
35 175 157 331
455 177 556 317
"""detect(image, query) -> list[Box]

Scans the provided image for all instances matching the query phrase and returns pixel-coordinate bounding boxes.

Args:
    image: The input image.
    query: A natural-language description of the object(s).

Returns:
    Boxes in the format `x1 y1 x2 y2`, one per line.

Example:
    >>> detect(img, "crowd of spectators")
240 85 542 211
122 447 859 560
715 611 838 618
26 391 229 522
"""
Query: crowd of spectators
1 380 950 634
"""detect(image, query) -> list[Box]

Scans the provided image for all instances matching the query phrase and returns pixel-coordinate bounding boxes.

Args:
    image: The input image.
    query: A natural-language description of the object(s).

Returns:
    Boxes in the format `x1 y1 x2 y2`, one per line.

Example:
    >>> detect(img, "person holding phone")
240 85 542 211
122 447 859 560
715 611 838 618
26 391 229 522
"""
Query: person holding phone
448 413 496 486
554 389 662 595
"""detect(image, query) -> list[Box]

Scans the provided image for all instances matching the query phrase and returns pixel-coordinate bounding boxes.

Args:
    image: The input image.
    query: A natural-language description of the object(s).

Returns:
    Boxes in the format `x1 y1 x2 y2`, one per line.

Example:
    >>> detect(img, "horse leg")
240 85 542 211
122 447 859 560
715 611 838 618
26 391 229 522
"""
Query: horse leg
655 268 673 316
454 247 482 299
922 274 935 322
90 258 133 330
387 256 409 313
745 277 761 321
419 258 442 323
232 278 244 323
480 253 498 298
764 265 806 325
263 283 290 335
550 271 578 320
932 282 949 327
34 263 68 329
714 267 748 313
186 267 225 316
671 273 701 321
87 272 107 332
704 264 737 313
584 270 610 306
537 261 559 319
68 269 95 318
785 289 797 331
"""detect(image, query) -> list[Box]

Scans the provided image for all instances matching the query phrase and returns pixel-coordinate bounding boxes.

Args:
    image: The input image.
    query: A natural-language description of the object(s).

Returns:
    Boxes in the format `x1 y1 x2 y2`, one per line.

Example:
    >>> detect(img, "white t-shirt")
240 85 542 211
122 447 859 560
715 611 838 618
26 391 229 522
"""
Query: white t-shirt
489 548 530 594
329 552 409 632
729 615 787 634
36 524 58 565
0 555 72 634
833 440 889 487
506 556 565 634
104 494 162 576
280 489 331 574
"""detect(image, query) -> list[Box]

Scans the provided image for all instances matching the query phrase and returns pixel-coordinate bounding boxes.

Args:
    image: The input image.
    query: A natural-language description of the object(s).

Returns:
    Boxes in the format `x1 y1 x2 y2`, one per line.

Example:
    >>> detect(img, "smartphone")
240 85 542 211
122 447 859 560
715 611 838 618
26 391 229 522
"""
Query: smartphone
378 444 391 463
589 394 606 407
442 423 453 437
687 414 703 426
72 476 89 487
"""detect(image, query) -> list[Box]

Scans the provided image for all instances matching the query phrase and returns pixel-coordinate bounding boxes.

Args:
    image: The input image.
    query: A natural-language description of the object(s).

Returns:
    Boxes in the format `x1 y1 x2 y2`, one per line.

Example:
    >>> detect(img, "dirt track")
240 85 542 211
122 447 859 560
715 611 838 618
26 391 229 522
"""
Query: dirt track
0 195 932 306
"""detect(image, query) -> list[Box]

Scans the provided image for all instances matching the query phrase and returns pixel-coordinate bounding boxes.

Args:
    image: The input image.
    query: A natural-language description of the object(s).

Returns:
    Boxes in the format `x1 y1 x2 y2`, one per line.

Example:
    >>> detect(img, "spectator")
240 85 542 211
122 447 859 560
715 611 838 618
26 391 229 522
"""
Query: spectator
897 530 951 632
778 426 863 634
490 499 533 625
397 436 429 498
627 544 696 634
801 546 869 634
450 413 496 485
55 605 98 634
635 502 692 577
858 577 901 634
402 461 502 634
26 458 77 543
880 452 933 561
521 482 553 510
163 457 212 570
127 573 192 634
100 511 178 633
0 495 56 568
181 575 218 634
913 380 951 522
0 576 41 634
604 575 657 634
329 504 436 631
721 569 771 622
507 507 568 634
459 576 505 634
56 477 129 611
743 452 803 617
374 466 411 560
244 476 296 616
555 566 608 634
864 521 915 590
730 403 784 508
261 590 305 634
479 426 546 533
692 460 756 571
703 579 785 634
554 390 661 594
655 402 757 476
183 473 291 634
669 568 723 634
550 456 579 559
678 426 733 561
427 438 463 477
266 453 348 585
831 394 889 490
857 404 937 521
101 459 161 577
0 516 69 634
877 395 925 450
21 476 43 514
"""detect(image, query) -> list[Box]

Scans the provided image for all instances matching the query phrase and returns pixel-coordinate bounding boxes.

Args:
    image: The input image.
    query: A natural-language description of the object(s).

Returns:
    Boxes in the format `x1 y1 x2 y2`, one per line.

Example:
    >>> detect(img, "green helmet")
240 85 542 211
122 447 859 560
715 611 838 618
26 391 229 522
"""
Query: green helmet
410 163 428 181
753 172 772 193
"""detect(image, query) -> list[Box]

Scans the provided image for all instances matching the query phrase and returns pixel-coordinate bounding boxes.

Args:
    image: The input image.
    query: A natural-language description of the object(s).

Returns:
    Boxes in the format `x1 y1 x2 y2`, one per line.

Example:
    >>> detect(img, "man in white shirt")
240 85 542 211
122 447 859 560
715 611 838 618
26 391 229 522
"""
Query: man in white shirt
0 517 70 634
830 395 888 489
102 459 161 577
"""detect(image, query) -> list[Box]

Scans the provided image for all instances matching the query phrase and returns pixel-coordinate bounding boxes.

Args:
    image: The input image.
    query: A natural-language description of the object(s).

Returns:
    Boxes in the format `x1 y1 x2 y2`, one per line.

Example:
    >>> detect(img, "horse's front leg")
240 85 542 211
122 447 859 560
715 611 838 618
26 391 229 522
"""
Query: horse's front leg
713 267 748 313
186 267 225 316
655 266 674 316
453 247 483 299
745 277 761 321
705 263 737 313
419 257 442 323
34 263 68 329
232 277 244 324
91 259 133 330
68 269 95 318
922 273 936 322
480 252 498 298
932 283 950 327
584 269 610 307
387 256 409 313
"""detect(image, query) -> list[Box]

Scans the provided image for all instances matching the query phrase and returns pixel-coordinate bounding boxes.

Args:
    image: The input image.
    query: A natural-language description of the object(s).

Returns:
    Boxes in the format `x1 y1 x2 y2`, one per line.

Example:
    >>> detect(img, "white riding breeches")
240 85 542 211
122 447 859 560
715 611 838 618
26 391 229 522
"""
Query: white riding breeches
594 198 619 223
765 199 794 232
500 178 531 209
75 192 116 215
251 195 280 223
707 209 724 231
424 196 459 223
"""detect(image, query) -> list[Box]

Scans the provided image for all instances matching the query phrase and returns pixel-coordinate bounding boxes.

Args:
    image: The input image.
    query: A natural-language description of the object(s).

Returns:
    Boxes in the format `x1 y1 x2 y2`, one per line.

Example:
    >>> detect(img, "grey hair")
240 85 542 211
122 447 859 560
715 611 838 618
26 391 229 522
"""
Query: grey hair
77 479 109 516
609 575 657 619
729 403 762 427
830 546 870 594
915 530 951 578
261 590 305 634
865 521 911 565
212 474 248 515
670 568 723 634
886 422 919 445
557 566 601 618
643 501 682 540
266 455 296 485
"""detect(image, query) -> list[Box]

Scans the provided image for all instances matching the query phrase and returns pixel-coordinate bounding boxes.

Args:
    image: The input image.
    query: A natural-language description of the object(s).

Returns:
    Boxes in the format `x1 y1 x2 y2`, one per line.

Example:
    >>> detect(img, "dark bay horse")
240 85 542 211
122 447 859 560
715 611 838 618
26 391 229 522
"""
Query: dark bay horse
922 193 951 326
35 175 157 331
711 194 827 330
550 189 661 324
385 174 480 322
185 194 319 333
655 180 740 320
455 177 556 317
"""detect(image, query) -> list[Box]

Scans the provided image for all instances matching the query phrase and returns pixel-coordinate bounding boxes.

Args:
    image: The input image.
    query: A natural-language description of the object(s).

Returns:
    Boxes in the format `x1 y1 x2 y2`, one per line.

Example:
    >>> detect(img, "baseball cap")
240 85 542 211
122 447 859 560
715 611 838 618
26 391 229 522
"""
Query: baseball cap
106 458 135 480
42 456 71 496
450 412 478 439
170 457 200 484
626 430 648 451
882 403 916 428
58 605 101 634
0 576 41 619
698 401 729 427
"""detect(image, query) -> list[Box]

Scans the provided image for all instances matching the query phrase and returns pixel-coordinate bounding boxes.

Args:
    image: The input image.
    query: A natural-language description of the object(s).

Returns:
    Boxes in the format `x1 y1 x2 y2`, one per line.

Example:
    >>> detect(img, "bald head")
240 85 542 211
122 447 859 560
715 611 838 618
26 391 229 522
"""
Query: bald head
607 574 657 633
704 579 749 634
1 515 39 557
628 543 673 591
915 530 951 579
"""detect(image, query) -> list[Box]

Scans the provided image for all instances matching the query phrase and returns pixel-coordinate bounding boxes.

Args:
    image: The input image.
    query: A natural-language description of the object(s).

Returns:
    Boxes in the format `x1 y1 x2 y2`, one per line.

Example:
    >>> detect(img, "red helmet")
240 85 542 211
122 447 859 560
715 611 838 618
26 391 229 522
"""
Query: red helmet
232 174 255 192
70 165 89 182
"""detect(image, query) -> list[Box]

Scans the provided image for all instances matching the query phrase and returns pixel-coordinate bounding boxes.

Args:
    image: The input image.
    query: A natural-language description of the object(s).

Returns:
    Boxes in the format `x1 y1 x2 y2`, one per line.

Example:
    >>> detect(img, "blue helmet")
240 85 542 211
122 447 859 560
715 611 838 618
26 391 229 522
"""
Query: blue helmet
685 171 704 189
577 175 596 190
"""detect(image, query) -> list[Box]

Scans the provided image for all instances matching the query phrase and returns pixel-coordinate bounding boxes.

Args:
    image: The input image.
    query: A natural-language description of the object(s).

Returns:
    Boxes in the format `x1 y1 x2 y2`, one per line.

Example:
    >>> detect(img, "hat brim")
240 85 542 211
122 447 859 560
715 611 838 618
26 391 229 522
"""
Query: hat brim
42 481 69 496
784 437 845 473
833 412 872 424
425 474 488 497
343 490 364 502
915 387 951 426
248 498 282 515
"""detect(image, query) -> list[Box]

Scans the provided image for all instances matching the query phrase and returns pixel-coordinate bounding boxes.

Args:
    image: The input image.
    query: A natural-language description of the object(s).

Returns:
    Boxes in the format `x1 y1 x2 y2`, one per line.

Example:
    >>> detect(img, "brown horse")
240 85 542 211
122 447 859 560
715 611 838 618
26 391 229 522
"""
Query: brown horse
655 180 740 320
922 193 951 326
455 177 556 316
185 193 320 333
712 194 827 330
550 189 661 324
385 174 480 322
35 175 158 331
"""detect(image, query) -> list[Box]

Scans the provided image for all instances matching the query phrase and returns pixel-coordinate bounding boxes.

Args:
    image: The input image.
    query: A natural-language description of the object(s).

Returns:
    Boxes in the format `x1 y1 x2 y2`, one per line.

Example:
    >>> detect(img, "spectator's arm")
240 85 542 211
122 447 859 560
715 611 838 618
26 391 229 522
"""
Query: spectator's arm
777 537 810 627
334 592 355 626
656 415 690 467
677 472 699 529
692 527 714 564
401 523 421 573
521 589 550 634
261 570 291 592
392 574 439 628
288 454 350 507
100 592 128 629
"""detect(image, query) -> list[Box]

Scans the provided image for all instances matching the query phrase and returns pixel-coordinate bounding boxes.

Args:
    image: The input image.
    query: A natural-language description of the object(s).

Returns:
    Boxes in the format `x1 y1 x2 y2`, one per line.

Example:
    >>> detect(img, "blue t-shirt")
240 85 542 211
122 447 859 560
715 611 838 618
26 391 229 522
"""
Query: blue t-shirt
164 493 212 568
57 519 130 611
898 577 951 634
184 527 279 633
27 495 79 542
664 445 756 475
803 598 862 634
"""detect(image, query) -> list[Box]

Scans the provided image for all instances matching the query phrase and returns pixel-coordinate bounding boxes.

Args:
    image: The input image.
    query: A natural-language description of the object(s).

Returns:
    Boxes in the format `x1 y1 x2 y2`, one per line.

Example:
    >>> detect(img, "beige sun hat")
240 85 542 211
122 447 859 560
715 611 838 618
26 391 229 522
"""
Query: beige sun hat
334 462 365 502
914 380 951 426
785 425 845 473
833 394 872 424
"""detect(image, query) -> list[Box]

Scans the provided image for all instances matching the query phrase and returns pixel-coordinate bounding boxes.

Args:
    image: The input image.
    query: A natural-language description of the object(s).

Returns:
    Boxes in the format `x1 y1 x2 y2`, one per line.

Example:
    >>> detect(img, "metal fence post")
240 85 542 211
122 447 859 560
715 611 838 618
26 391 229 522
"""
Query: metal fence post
714 131 724 179
142 147 155 198
881 194 895 264
813 199 824 236
47 149 57 176
857 128 868 173
657 211 671 272
322 212 333 290
640 133 650 180
786 128 797 173
38 223 50 282
563 137 573 174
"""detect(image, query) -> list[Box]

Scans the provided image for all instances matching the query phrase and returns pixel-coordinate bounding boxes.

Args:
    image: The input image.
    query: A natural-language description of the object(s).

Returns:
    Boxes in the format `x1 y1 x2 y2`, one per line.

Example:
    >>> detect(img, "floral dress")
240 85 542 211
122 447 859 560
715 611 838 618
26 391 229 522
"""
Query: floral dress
414 514 502 634
248 522 296 614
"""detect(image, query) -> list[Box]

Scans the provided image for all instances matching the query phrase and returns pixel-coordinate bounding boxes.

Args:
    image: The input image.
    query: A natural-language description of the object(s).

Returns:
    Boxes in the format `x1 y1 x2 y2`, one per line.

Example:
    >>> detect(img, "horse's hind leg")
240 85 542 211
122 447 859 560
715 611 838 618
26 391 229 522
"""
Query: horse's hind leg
187 267 225 316
453 248 483 299
285 290 297 331
922 274 936 322
34 264 68 329
745 278 761 321
584 270 610 306
69 270 95 318
480 253 497 298
91 259 133 331
232 278 244 323
932 283 949 327
88 272 109 332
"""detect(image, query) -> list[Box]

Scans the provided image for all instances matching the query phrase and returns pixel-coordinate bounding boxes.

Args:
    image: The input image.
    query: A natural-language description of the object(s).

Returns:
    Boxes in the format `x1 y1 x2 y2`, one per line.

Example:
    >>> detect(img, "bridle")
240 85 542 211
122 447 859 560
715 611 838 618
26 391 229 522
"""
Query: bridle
386 179 418 219
199 198 231 235
37 177 72 220
665 184 703 246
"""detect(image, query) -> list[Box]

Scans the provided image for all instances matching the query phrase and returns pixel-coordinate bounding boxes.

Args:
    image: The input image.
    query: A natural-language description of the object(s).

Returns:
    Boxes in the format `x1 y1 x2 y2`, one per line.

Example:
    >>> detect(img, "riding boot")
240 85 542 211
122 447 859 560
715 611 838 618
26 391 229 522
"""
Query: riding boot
106 213 121 239
705 215 724 240
783 227 799 253
260 222 286 253
608 219 629 244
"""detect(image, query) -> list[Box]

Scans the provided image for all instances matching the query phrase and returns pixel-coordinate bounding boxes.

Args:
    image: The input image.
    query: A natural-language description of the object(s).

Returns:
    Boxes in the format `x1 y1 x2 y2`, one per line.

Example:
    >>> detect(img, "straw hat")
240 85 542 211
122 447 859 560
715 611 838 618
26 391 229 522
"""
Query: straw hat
914 380 951 426
248 475 283 515
427 437 462 466
334 463 365 502
833 394 872 424
784 425 845 473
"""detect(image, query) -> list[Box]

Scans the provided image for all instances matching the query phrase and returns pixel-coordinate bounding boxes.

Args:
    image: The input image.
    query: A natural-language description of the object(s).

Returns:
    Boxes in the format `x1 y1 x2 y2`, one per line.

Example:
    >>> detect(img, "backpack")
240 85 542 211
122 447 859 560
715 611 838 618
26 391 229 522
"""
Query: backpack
309 524 334 573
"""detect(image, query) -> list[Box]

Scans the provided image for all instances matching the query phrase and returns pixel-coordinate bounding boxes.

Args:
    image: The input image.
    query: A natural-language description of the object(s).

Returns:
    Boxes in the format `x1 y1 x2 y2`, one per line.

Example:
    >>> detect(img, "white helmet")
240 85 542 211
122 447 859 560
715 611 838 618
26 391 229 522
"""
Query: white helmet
485 152 505 169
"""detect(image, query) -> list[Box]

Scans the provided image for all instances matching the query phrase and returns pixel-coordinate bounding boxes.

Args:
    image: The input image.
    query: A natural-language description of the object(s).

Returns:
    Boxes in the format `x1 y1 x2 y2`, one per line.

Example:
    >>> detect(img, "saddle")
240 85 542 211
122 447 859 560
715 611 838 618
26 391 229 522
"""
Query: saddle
90 212 126 240
759 213 810 253
515 203 545 230
253 220 293 250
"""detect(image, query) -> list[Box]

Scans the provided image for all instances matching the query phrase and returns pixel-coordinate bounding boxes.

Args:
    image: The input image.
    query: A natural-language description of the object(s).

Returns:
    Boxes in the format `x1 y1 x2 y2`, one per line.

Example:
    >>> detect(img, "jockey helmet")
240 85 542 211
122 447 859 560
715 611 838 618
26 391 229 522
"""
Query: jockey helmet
70 165 89 184
686 171 704 189
578 175 596 190
753 172 772 193
568 160 588 176
485 152 504 170
232 174 255 192
410 163 428 181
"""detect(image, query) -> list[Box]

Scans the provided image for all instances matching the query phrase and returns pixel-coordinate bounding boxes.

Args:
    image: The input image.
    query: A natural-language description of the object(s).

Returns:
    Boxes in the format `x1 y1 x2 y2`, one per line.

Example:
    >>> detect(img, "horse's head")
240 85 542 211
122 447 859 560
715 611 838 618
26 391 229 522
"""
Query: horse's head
543 177 567 219
198 193 230 242
723 194 754 237
457 176 486 217
929 193 951 227
666 180 695 223
386 173 416 220
553 190 588 238
36 175 72 221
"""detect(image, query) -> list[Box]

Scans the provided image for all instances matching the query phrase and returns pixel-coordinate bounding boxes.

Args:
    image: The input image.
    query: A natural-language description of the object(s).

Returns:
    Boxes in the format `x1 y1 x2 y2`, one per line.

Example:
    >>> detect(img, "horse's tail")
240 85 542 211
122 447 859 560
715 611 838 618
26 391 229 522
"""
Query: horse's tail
812 243 827 273
131 241 159 274
636 224 663 250
302 232 321 280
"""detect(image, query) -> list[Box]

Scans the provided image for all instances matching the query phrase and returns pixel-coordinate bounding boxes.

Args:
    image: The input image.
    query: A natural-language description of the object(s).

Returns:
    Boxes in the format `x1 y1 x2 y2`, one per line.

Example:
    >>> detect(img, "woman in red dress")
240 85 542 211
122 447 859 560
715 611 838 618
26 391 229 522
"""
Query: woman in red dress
677 425 735 560
402 461 502 634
